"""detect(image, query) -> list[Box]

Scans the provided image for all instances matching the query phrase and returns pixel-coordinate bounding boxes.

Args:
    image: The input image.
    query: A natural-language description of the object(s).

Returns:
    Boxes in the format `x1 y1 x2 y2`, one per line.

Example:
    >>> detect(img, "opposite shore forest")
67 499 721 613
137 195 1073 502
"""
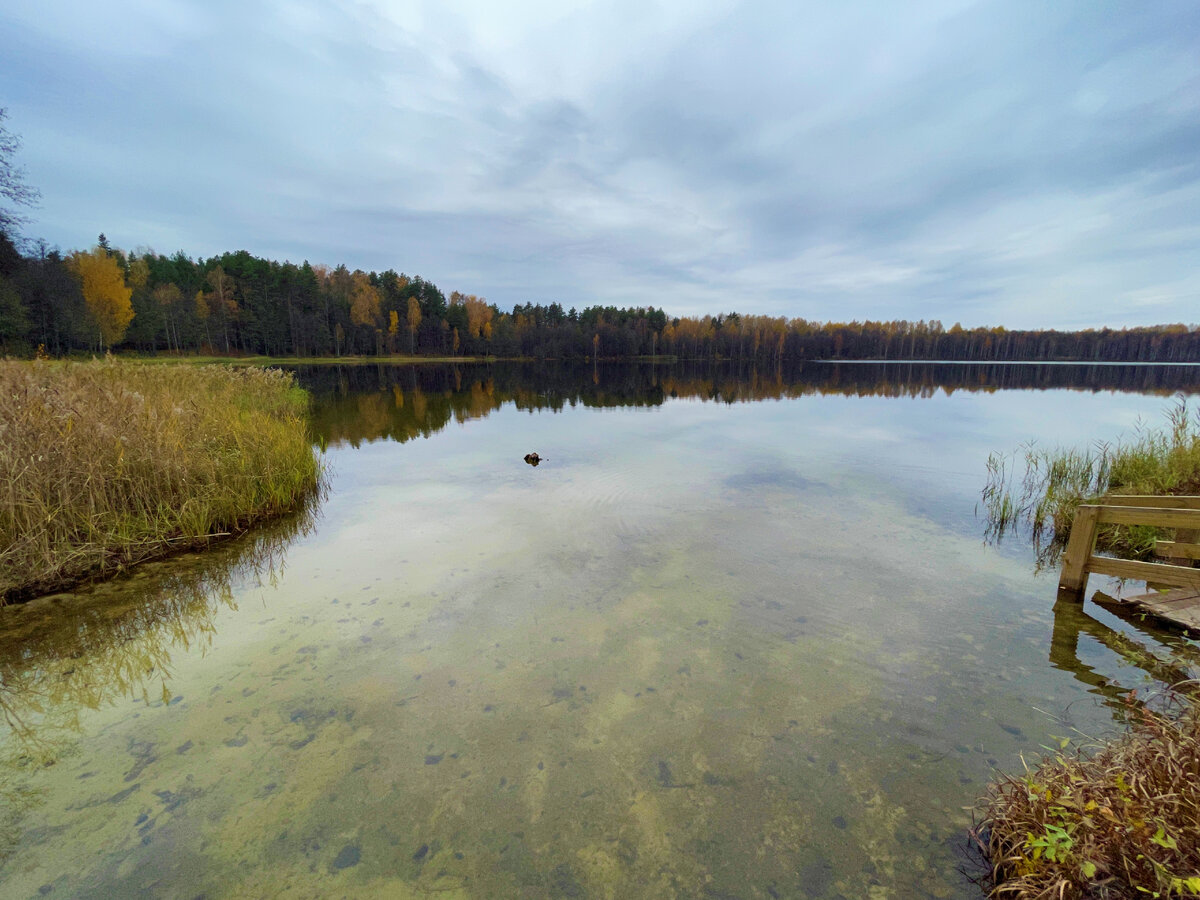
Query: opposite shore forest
2 231 1199 364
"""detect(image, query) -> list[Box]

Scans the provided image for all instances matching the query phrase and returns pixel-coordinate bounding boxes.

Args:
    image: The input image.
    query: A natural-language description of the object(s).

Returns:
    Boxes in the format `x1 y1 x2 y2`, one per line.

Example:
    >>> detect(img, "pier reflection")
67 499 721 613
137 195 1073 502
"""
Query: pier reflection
1048 597 1198 716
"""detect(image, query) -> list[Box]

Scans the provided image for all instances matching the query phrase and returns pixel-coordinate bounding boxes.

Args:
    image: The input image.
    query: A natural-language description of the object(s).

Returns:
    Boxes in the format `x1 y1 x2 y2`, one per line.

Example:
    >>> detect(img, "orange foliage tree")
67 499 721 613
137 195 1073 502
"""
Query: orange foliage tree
68 247 133 349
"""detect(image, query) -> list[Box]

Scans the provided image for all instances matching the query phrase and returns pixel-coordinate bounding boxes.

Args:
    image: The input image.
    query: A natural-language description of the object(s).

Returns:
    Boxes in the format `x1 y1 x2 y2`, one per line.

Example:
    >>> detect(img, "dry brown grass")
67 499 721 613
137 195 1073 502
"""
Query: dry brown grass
0 357 322 602
978 692 1200 898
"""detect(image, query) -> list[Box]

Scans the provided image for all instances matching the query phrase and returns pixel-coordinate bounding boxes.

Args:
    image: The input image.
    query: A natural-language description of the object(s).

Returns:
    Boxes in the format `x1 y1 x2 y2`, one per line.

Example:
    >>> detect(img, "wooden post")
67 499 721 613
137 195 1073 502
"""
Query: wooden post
1167 528 1199 568
1058 505 1101 601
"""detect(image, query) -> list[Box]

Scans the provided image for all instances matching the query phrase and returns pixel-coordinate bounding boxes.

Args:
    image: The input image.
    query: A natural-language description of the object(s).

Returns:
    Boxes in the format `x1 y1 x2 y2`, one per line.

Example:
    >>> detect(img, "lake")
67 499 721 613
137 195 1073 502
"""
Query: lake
2 361 1198 899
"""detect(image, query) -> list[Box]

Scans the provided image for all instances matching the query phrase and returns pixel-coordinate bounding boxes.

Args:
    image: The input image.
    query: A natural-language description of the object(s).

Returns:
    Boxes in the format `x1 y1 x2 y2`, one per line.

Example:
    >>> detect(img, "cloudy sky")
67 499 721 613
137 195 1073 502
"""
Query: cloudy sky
2 1 1198 327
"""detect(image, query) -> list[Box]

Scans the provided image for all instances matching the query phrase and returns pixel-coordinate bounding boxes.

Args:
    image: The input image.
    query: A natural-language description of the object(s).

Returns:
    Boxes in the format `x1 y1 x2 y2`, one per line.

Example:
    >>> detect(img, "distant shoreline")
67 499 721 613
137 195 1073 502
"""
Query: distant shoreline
118 354 1200 367
813 359 1200 367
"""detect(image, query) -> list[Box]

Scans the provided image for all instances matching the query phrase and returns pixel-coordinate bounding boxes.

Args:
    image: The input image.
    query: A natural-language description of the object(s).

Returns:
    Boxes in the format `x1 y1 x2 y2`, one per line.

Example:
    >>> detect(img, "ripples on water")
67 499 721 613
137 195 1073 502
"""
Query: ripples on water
1 361 1198 899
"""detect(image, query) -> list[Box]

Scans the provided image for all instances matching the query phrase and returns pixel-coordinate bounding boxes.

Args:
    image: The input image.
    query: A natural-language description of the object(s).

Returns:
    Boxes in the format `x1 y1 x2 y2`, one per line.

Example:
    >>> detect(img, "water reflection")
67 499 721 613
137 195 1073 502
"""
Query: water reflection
0 498 319 859
1047 599 1198 714
300 360 1200 448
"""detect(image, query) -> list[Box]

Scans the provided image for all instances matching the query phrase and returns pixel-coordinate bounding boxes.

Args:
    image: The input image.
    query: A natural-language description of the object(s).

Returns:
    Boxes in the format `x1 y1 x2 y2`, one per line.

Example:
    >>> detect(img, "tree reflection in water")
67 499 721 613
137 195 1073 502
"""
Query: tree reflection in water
301 359 1200 449
0 492 321 857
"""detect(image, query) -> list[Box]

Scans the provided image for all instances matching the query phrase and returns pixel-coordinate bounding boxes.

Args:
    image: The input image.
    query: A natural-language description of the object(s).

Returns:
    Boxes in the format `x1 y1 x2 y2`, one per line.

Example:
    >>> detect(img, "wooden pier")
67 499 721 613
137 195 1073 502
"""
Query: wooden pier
1092 588 1200 636
1058 495 1200 634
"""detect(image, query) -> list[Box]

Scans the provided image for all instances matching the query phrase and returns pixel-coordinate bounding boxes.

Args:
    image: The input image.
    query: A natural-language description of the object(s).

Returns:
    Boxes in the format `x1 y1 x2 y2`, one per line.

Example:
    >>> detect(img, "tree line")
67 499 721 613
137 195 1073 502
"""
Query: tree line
2 231 1199 363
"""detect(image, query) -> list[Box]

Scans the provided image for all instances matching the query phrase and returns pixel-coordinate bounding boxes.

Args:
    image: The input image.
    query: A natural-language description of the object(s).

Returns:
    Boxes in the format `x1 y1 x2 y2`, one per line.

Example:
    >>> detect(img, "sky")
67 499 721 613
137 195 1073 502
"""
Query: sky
1 1 1198 328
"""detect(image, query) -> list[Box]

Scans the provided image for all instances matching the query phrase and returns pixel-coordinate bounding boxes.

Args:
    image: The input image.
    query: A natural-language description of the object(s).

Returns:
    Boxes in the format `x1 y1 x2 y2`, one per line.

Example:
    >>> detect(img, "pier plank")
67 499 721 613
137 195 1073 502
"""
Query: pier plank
1092 587 1200 635
1086 556 1200 589
1154 540 1200 560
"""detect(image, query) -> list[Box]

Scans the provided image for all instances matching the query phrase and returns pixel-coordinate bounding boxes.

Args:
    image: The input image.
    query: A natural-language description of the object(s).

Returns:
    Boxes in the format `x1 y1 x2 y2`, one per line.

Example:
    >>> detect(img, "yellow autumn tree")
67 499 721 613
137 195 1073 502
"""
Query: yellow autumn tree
463 294 493 340
127 256 149 292
407 296 421 353
68 247 134 349
196 266 239 353
349 271 381 329
388 309 399 354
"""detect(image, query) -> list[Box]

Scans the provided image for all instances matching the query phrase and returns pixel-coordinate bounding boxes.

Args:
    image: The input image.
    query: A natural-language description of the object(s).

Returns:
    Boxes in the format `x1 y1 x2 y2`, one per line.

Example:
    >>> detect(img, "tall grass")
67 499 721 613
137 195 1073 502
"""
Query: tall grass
0 358 322 602
983 398 1200 565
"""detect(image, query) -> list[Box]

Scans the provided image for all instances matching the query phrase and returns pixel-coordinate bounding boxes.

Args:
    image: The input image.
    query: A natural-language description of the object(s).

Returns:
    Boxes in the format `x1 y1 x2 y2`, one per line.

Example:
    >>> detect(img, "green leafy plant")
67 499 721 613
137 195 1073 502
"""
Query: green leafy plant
1025 823 1074 862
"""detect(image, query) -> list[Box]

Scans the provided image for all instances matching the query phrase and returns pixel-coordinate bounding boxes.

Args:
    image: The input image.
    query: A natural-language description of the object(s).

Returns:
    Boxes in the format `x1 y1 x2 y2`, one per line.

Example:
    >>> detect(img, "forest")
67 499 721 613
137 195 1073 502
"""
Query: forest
1 230 1199 364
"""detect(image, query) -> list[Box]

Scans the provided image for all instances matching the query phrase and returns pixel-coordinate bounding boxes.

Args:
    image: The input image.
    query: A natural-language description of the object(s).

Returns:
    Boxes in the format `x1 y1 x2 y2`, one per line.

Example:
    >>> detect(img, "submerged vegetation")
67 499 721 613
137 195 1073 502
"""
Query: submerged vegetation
0 497 318 858
0 358 322 603
978 691 1200 899
983 399 1200 565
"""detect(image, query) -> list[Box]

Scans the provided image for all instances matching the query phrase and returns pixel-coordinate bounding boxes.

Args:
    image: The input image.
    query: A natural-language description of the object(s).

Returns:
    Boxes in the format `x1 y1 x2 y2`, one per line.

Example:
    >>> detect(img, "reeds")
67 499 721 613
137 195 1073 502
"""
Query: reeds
983 398 1200 565
0 358 322 602
977 691 1200 898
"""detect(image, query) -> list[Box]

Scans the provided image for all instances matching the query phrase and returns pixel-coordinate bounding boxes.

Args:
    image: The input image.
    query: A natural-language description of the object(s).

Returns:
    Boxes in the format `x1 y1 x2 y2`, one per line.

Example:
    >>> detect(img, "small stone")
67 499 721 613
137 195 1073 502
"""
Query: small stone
331 844 360 871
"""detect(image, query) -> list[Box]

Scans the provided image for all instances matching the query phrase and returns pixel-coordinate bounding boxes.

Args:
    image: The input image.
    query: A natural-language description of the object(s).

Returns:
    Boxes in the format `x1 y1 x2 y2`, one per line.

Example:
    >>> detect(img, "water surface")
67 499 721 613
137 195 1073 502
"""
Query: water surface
2 361 1197 899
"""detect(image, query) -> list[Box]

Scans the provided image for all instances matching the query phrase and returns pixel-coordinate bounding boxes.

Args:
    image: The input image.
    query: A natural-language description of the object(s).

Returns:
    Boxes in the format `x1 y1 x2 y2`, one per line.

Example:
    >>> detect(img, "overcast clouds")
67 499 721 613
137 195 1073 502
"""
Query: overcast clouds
2 0 1198 327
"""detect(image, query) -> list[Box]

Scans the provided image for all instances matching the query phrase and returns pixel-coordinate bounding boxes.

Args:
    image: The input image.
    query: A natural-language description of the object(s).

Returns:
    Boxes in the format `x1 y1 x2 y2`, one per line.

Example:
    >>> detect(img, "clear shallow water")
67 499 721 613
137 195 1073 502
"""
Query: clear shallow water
2 362 1198 899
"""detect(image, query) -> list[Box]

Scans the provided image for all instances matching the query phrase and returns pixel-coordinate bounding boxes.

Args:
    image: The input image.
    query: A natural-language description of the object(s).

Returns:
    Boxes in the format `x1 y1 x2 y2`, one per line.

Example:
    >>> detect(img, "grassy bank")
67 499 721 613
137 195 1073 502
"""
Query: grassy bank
123 353 487 366
983 400 1200 563
978 693 1200 898
0 358 322 603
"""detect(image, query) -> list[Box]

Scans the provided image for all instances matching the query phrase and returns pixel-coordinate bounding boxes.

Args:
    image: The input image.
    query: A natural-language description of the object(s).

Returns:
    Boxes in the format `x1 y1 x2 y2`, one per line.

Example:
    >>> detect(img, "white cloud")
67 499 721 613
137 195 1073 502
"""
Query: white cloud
2 0 1197 327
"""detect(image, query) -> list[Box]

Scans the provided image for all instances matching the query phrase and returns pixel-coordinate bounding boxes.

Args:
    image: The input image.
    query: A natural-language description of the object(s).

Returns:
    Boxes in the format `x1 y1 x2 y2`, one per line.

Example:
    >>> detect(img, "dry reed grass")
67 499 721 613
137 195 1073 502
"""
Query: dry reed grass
977 691 1200 899
0 357 322 602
